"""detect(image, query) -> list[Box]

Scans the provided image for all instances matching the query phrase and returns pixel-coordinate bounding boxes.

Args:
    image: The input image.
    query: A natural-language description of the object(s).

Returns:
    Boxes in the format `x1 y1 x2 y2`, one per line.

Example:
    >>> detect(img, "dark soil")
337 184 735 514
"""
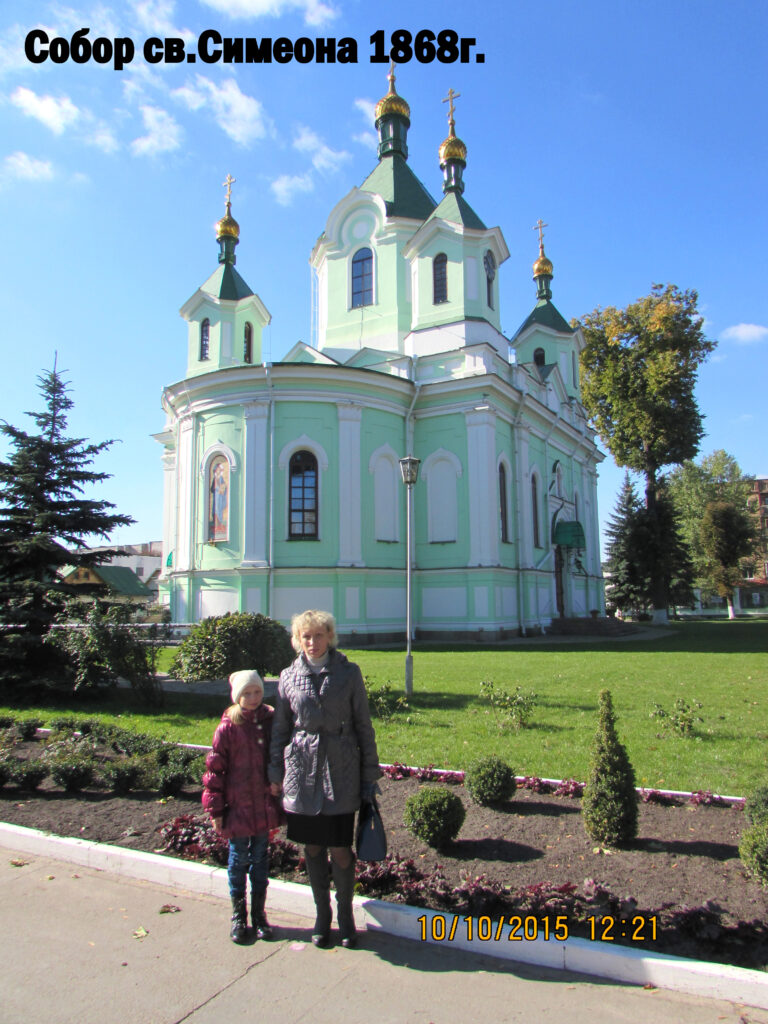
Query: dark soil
2 744 767 969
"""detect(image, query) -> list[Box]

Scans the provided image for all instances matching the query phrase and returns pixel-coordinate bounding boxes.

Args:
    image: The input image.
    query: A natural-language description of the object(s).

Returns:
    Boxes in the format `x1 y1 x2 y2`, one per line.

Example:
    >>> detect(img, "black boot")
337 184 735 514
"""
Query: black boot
331 857 357 949
229 895 248 944
251 887 273 941
304 848 332 947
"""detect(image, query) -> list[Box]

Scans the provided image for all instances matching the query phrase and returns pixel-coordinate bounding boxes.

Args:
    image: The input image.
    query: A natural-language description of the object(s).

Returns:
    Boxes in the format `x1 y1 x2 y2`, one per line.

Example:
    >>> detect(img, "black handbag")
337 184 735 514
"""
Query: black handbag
356 796 387 862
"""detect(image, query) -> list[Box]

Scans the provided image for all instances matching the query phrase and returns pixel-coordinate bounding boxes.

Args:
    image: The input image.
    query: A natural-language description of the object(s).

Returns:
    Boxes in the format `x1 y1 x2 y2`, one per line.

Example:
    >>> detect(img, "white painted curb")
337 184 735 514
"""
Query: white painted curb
1 821 767 1009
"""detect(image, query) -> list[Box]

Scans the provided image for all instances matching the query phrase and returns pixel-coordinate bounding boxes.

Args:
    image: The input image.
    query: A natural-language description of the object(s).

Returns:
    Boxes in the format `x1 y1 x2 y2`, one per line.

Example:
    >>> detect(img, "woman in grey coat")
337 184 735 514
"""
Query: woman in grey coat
269 609 381 948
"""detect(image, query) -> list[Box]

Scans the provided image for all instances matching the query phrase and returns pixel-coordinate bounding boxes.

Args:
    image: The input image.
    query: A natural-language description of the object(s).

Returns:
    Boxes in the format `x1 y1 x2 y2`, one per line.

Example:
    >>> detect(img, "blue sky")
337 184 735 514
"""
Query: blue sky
1 0 766 555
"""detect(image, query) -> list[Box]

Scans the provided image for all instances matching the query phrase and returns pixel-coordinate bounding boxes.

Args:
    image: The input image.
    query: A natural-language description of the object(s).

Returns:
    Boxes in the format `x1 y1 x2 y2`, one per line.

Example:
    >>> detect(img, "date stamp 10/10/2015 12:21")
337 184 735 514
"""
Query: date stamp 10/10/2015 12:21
417 914 659 945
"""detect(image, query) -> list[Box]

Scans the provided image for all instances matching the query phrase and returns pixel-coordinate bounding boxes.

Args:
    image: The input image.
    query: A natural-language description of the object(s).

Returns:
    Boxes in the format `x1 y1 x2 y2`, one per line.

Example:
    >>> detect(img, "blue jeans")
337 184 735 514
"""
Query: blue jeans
227 834 269 898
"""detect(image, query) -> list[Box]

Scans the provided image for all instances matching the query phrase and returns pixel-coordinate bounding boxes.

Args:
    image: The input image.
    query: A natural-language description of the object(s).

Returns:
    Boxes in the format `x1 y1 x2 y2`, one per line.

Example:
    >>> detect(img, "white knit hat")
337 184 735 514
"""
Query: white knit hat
229 669 264 704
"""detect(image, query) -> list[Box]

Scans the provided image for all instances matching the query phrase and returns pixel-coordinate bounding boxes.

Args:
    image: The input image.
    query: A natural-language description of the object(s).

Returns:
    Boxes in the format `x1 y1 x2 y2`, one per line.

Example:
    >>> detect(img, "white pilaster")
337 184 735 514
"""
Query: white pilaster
516 425 532 566
242 402 269 566
465 407 498 566
161 450 176 577
337 403 363 566
176 416 194 572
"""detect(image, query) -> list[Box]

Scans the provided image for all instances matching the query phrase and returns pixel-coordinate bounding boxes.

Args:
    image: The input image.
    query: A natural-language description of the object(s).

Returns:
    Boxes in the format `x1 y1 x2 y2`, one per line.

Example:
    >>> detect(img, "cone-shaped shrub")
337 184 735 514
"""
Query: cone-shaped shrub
582 689 638 847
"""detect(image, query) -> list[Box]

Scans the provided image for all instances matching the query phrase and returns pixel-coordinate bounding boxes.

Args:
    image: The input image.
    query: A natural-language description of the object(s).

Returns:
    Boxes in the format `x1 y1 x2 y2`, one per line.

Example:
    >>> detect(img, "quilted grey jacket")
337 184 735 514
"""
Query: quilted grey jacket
268 649 381 816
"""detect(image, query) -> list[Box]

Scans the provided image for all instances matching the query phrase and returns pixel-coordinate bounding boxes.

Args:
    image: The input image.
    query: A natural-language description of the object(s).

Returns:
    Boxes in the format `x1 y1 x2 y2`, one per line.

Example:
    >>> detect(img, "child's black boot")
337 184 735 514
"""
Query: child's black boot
251 887 273 940
230 895 248 944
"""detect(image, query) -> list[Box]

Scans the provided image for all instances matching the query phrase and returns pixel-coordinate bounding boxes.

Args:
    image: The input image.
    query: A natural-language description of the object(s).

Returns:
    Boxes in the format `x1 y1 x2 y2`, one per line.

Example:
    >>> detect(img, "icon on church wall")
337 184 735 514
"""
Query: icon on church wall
208 455 229 543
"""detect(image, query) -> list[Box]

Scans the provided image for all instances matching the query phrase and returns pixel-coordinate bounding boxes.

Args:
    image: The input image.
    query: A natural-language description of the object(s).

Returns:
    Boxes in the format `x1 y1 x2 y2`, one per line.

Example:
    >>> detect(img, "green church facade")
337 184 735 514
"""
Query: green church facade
156 75 604 640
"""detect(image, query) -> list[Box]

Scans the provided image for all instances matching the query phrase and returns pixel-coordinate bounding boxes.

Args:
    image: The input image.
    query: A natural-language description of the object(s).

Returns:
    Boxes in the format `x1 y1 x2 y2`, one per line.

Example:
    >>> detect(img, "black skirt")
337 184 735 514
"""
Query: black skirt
286 811 355 847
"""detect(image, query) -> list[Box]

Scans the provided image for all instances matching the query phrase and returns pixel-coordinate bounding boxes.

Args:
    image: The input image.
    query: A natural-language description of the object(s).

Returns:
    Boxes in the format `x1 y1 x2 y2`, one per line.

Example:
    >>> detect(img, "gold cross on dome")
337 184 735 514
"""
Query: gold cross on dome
223 173 236 204
533 218 548 252
387 58 396 91
442 87 460 131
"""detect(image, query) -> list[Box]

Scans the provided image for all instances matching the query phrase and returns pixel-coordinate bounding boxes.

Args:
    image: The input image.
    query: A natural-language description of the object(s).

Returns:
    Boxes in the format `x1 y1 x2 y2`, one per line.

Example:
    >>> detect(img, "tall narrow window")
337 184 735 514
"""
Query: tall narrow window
351 247 373 308
534 347 546 367
289 450 318 538
243 322 253 363
499 463 509 542
200 319 210 361
433 252 448 303
532 474 541 548
483 250 496 309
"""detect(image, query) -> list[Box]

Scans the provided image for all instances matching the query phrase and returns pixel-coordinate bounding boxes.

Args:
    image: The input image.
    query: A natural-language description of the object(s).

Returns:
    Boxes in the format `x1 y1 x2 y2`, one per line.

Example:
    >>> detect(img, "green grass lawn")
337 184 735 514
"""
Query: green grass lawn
2 620 766 796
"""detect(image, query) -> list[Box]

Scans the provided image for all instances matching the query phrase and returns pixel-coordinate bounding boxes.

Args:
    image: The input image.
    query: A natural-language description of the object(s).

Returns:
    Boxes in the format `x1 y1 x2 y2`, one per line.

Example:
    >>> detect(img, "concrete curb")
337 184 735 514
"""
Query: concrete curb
2 821 767 1009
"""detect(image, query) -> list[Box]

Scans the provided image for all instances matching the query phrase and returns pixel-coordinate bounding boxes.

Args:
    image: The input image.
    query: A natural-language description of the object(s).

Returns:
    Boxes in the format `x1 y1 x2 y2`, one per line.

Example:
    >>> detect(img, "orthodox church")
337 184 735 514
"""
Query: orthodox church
155 72 605 640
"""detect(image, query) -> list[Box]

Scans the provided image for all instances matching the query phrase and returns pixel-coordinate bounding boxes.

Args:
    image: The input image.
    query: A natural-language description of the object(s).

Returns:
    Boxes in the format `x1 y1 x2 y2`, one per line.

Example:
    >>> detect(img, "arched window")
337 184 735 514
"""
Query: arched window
200 319 210 361
499 463 509 543
484 250 496 309
534 347 546 367
531 474 541 548
243 322 253 364
289 450 318 538
433 252 448 304
351 247 373 308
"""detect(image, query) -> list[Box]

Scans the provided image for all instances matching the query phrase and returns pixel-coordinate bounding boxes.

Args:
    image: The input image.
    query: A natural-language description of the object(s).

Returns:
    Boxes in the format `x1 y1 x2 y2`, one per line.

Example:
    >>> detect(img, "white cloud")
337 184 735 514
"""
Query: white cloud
354 98 376 123
0 24 35 78
172 76 270 146
11 86 81 134
199 0 336 26
720 323 768 345
271 172 314 206
130 105 182 156
128 0 196 44
353 131 377 152
84 119 120 153
2 151 55 182
293 125 349 173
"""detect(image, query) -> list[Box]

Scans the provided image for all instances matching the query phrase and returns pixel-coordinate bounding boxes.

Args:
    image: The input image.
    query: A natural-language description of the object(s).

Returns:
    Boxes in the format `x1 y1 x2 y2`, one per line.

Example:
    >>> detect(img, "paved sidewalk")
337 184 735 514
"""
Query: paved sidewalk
1 847 765 1024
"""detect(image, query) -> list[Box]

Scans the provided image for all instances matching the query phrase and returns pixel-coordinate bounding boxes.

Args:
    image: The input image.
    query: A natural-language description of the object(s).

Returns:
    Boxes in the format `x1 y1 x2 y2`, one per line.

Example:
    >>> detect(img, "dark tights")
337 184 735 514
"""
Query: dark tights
306 844 352 869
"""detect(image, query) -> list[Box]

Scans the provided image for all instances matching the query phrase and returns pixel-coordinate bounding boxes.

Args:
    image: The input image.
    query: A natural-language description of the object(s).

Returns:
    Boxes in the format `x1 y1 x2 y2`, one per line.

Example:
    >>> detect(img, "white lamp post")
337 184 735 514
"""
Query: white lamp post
399 455 420 697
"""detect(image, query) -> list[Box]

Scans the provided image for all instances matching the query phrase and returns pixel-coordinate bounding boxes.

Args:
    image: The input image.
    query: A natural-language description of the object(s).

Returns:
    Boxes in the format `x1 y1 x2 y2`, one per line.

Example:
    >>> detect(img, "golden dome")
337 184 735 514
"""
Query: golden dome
375 66 410 121
533 253 553 277
216 202 240 240
439 132 467 164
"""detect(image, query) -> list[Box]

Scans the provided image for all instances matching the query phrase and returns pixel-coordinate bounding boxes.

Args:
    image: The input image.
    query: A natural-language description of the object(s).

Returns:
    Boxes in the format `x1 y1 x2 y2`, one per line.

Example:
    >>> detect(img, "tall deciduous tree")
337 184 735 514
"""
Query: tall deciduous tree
666 450 755 590
700 501 755 619
0 365 134 687
579 284 715 622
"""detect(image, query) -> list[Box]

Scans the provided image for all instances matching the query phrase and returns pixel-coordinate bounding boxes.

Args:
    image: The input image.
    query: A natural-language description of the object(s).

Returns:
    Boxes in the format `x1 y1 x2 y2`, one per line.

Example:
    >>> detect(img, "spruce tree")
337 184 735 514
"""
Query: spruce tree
0 365 134 687
603 473 644 616
582 689 638 847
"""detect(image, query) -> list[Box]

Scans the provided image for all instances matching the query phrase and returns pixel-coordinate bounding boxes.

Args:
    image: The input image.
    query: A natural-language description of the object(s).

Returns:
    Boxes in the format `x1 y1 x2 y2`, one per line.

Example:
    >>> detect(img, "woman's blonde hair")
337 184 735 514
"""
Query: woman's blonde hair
291 609 337 652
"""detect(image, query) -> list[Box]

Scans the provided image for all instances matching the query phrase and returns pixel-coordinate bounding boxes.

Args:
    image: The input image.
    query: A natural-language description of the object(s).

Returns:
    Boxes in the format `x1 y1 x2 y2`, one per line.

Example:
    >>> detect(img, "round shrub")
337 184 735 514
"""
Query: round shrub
739 821 768 886
170 612 293 682
101 759 143 795
48 716 79 735
49 755 96 792
0 714 16 730
11 760 49 790
464 756 516 806
745 786 768 828
0 756 12 790
17 717 44 741
403 786 465 848
158 765 188 797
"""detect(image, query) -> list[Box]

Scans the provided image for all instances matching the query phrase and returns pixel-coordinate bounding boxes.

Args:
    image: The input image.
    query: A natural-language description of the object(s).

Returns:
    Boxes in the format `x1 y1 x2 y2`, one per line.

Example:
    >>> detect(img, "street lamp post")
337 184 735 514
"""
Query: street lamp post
399 455 420 698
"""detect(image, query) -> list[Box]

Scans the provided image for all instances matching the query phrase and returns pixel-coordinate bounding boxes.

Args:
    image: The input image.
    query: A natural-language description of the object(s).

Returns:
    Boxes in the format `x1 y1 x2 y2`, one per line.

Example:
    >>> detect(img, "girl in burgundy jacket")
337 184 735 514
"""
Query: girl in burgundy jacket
202 670 282 944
